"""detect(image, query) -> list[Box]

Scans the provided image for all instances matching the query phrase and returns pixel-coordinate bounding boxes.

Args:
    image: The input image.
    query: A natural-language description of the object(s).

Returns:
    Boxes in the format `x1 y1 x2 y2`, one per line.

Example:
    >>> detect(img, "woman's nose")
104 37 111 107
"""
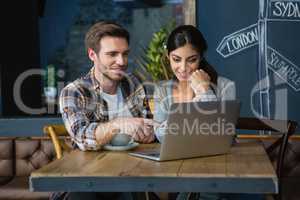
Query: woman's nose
178 61 187 71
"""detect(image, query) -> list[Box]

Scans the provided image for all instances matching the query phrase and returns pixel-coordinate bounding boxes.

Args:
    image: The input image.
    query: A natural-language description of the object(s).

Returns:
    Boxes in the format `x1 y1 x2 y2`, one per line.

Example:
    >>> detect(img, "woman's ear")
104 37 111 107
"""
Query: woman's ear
162 52 170 65
200 56 206 64
199 58 206 70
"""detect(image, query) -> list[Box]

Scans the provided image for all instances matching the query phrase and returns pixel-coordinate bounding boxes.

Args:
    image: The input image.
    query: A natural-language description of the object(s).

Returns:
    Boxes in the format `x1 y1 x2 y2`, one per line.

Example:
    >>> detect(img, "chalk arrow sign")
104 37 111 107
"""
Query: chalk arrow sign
217 23 259 58
267 47 300 91
268 0 300 21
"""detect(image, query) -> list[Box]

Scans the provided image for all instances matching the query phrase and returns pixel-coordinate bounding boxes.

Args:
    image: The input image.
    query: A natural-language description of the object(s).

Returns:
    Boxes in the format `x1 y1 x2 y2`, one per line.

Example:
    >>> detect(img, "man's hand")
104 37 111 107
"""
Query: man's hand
111 117 158 143
189 69 211 95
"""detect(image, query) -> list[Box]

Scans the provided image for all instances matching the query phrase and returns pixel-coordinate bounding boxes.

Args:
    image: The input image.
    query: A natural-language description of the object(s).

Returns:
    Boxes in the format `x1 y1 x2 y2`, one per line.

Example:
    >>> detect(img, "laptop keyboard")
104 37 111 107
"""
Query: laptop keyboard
147 152 160 157
139 151 160 157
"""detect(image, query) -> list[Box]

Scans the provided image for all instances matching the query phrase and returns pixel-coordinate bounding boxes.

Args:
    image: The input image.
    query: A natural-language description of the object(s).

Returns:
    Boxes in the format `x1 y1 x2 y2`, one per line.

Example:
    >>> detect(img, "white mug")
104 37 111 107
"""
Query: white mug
110 133 133 146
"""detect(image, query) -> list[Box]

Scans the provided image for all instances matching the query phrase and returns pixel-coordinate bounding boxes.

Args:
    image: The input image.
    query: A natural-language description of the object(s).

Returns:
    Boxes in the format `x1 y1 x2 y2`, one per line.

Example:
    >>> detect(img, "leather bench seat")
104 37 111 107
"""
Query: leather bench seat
0 138 14 186
0 176 51 200
0 138 55 200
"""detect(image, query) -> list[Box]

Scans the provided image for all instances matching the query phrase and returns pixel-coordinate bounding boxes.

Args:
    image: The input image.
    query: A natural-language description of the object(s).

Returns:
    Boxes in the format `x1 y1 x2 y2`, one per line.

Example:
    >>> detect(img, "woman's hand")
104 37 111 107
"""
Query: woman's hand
189 69 211 95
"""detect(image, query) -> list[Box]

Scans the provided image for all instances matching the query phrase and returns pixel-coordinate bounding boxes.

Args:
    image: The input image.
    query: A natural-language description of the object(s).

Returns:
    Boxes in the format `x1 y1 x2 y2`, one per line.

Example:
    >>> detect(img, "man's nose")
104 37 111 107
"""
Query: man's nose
116 54 126 65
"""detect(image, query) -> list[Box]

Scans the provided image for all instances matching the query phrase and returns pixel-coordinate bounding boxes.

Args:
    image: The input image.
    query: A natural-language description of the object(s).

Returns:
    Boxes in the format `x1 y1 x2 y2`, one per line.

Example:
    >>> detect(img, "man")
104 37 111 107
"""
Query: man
60 21 155 151
55 21 156 200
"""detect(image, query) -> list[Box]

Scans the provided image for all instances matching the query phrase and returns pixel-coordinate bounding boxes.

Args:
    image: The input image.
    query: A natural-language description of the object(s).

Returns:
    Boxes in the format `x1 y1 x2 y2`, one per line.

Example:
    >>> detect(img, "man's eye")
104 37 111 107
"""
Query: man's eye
108 52 118 57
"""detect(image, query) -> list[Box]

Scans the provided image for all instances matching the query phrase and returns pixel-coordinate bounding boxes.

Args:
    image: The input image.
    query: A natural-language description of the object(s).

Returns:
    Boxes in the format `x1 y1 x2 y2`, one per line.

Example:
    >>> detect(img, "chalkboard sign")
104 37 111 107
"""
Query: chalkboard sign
197 0 300 129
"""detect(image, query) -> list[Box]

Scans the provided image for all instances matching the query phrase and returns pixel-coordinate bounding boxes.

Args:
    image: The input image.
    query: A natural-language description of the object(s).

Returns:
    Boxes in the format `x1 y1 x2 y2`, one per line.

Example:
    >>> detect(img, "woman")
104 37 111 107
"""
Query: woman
154 25 236 143
153 25 233 200
153 25 265 200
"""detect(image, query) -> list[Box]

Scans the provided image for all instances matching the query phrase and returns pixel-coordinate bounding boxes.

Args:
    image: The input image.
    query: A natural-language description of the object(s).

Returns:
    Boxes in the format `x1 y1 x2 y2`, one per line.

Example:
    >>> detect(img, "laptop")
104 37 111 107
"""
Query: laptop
129 100 241 161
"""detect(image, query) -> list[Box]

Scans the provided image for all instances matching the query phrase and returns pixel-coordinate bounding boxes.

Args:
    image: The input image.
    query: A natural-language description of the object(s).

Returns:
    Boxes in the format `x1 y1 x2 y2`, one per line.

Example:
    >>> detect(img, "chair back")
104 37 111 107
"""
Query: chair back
43 125 70 159
236 117 297 200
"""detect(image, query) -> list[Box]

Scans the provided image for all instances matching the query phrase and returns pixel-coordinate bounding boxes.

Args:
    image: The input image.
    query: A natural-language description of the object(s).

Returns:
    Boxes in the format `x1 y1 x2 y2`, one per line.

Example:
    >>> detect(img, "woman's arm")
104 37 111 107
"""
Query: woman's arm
153 83 170 143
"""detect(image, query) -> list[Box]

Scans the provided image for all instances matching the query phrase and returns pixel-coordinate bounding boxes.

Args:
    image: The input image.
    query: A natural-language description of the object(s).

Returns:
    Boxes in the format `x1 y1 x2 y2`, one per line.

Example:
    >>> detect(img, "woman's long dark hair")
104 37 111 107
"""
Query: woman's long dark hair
166 25 218 86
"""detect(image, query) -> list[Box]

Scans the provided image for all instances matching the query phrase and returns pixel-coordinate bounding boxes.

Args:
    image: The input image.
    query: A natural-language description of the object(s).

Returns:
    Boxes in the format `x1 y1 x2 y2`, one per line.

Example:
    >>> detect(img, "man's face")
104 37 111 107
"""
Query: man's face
88 36 129 81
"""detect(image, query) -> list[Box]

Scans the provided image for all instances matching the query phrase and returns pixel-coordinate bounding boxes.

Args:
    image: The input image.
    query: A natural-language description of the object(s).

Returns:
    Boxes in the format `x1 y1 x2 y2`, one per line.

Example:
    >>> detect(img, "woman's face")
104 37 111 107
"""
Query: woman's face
169 44 201 81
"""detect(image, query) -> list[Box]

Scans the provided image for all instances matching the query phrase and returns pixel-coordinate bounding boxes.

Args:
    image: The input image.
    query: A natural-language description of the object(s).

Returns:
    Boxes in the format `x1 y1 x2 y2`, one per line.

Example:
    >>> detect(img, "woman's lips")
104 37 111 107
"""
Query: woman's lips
176 72 190 79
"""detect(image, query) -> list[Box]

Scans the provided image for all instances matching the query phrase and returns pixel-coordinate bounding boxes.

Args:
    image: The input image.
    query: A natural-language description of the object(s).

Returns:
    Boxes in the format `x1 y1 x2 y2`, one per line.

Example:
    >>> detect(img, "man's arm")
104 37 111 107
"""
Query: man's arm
59 83 118 151
60 83 155 150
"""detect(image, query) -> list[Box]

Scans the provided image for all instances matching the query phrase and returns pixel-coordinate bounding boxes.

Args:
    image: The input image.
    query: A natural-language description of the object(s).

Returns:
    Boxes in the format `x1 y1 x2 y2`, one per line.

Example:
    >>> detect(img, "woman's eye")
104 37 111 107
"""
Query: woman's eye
173 58 181 63
188 58 197 63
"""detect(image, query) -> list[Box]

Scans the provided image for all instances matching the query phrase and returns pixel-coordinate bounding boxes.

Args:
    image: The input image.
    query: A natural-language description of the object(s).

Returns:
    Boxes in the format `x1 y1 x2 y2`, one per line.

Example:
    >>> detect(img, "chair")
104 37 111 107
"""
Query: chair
43 125 71 159
236 117 298 200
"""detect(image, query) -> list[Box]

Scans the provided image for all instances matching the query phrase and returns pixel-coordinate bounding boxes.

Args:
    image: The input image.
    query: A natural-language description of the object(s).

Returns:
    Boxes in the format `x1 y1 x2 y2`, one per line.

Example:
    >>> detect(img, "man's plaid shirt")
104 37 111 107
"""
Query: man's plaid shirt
59 67 152 151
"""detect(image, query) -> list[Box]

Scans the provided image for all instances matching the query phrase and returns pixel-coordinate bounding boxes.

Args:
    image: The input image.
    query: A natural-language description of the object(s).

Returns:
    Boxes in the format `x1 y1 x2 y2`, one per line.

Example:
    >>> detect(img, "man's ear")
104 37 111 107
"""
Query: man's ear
87 48 96 61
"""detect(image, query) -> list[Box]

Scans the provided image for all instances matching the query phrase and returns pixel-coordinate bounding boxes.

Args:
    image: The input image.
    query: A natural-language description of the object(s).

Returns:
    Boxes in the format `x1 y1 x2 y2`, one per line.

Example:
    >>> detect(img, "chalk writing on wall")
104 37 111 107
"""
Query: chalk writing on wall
269 0 300 21
268 47 300 91
216 24 258 58
216 0 300 92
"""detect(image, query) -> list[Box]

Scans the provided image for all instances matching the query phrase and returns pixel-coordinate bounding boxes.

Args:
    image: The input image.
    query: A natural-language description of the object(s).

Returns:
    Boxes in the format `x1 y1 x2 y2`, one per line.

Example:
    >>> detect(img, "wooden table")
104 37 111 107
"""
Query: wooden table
30 142 278 194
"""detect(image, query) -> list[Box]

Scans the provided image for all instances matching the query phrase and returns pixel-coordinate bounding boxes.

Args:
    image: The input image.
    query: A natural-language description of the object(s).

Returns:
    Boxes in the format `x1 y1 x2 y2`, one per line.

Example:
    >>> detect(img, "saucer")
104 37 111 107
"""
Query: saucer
103 142 139 151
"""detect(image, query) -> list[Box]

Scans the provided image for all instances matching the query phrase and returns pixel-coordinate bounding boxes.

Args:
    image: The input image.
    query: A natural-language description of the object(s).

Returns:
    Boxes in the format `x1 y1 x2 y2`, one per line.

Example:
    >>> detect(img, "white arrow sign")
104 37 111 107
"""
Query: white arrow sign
216 24 258 58
268 0 300 21
267 47 300 91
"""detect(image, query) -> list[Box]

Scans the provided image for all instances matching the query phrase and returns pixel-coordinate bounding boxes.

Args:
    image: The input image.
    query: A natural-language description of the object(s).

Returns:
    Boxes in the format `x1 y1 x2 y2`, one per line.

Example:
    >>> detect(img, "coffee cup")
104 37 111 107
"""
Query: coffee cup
110 133 133 146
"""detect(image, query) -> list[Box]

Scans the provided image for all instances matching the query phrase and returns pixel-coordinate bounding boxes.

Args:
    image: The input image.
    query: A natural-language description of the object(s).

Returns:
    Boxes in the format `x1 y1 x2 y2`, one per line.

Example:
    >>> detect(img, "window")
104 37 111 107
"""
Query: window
39 0 183 115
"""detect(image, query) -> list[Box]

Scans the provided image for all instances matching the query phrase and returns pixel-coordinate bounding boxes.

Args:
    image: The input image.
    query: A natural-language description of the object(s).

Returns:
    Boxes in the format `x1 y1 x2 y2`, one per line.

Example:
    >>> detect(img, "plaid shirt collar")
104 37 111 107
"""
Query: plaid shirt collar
90 67 101 91
88 66 132 99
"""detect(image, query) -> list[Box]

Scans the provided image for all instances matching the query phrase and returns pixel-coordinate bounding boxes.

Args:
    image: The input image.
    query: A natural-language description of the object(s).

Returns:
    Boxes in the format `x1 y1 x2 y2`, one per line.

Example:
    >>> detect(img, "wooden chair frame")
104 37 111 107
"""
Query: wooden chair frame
236 117 298 200
43 125 70 159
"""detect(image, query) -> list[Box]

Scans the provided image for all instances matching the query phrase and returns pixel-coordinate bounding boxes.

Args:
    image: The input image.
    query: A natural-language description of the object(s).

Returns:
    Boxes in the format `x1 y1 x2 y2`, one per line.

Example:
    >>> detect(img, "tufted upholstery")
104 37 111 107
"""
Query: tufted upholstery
15 138 55 176
0 177 52 200
0 137 56 200
0 138 14 185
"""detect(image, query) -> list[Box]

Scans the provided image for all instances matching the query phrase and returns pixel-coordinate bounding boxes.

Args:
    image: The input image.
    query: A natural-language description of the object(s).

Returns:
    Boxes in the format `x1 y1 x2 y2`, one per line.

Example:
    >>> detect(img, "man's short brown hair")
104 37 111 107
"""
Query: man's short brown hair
84 21 130 54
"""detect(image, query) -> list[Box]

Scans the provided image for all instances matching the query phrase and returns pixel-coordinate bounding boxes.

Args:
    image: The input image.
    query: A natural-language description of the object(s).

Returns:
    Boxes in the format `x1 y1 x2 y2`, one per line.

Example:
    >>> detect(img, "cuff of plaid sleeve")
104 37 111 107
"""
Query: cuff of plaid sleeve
95 122 120 146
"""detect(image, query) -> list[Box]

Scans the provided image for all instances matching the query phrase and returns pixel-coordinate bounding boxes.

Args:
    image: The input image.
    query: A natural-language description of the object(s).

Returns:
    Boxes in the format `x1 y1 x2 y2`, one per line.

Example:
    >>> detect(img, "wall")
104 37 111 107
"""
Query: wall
197 0 300 130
